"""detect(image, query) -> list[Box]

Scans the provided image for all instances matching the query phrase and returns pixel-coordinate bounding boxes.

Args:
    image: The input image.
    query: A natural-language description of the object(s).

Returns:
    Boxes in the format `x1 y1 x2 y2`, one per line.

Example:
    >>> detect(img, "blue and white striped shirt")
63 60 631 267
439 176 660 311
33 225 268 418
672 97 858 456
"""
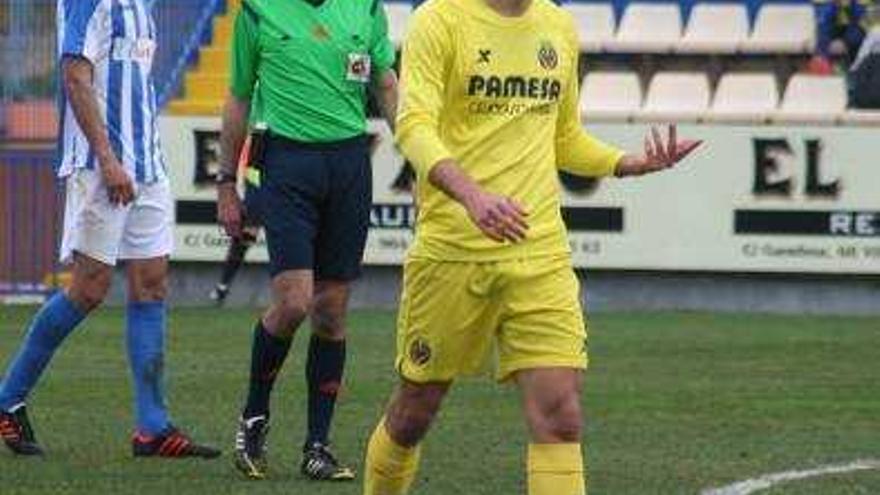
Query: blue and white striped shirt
57 0 166 184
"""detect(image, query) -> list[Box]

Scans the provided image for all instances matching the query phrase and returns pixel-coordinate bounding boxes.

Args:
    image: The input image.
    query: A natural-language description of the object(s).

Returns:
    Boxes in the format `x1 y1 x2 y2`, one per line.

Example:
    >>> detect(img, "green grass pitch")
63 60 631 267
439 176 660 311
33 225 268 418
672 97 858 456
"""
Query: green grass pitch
1 307 878 494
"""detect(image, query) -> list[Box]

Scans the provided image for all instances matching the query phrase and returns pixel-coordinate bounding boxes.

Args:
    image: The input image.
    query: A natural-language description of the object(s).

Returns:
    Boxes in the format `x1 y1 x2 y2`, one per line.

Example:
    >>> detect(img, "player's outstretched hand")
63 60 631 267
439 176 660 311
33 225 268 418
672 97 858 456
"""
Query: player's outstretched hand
462 190 529 243
217 183 243 239
616 124 703 177
100 158 135 206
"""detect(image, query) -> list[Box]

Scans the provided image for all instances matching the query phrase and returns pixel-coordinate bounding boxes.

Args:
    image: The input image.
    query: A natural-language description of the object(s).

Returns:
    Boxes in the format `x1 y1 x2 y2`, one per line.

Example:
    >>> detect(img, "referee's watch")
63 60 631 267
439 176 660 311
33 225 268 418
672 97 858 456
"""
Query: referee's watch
215 171 237 186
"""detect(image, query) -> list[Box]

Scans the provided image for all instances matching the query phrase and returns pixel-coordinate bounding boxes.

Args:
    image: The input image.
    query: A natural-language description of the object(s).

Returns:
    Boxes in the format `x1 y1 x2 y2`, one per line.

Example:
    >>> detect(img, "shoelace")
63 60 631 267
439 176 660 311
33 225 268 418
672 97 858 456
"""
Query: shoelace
304 457 325 475
314 446 341 468
304 451 337 476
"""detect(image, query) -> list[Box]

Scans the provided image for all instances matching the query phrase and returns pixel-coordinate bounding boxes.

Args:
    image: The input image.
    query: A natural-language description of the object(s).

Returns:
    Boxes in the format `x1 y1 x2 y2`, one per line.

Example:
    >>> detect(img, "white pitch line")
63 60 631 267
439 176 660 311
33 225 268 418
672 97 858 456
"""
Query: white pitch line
701 459 880 495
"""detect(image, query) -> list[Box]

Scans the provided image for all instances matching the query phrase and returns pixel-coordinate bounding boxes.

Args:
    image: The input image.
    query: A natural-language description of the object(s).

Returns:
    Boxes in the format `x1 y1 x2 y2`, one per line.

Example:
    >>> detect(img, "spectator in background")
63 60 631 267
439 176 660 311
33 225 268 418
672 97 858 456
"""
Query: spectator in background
811 0 872 73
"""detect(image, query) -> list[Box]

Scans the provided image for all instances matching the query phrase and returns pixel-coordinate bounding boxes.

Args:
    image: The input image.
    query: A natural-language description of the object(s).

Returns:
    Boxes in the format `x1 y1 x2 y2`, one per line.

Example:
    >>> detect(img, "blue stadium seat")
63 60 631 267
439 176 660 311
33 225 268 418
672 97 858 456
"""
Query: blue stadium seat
560 0 812 24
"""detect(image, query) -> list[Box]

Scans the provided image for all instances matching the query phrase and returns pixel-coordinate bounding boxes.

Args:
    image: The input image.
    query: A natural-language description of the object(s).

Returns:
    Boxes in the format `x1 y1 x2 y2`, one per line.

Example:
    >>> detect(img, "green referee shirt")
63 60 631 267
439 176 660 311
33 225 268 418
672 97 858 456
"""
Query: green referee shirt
249 83 265 128
230 0 396 142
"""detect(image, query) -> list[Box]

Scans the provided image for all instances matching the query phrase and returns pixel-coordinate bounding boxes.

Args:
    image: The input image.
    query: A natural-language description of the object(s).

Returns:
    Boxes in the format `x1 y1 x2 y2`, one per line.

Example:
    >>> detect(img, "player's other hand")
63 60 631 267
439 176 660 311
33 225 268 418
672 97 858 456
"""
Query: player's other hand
617 124 703 177
462 189 529 243
99 156 135 206
217 184 243 238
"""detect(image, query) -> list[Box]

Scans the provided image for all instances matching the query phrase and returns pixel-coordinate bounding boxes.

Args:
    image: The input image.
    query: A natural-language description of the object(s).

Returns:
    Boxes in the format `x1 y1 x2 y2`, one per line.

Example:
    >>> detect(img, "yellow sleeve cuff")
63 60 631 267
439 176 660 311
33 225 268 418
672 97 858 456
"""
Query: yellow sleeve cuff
603 148 627 177
559 133 626 178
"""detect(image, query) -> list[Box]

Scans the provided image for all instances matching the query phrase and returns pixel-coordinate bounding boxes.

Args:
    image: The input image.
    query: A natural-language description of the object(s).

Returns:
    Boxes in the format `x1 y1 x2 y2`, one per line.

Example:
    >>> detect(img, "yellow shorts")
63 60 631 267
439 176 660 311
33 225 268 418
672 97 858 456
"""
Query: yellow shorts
395 256 588 383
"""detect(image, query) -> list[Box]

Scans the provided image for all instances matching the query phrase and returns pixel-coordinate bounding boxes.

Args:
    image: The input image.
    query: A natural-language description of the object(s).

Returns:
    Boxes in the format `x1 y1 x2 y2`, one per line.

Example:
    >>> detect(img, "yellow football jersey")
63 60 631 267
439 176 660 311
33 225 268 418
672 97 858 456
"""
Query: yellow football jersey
397 0 625 261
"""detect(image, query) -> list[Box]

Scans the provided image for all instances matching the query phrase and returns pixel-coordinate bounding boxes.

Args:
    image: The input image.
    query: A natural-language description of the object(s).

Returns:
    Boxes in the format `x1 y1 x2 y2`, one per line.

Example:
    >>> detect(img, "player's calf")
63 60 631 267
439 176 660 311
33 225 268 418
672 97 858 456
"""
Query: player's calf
385 381 450 447
310 279 350 340
385 404 439 449
364 382 449 495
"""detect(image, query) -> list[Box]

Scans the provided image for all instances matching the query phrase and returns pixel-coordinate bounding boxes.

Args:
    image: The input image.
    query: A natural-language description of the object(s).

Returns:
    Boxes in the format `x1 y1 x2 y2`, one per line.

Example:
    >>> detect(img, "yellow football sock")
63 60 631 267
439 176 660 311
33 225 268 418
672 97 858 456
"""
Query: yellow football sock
527 443 586 495
364 419 421 495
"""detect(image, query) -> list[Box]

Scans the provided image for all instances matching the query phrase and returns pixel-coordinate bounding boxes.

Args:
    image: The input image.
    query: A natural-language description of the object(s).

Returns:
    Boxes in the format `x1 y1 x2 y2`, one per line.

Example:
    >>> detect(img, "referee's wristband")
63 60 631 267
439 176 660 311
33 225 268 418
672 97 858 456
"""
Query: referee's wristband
215 172 237 185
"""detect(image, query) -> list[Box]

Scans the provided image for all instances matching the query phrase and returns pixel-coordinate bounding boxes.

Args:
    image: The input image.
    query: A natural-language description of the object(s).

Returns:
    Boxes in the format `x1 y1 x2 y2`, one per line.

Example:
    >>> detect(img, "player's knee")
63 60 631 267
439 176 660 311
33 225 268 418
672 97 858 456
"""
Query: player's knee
268 272 314 334
130 274 168 302
68 272 111 312
311 304 346 340
68 285 107 312
549 401 583 442
534 393 582 442
276 294 313 333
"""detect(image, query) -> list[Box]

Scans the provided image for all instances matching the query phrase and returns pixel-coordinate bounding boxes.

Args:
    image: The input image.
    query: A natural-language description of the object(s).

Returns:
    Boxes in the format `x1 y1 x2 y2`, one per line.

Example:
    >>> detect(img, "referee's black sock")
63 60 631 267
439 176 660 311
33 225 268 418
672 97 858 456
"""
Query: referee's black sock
305 334 346 446
243 320 292 419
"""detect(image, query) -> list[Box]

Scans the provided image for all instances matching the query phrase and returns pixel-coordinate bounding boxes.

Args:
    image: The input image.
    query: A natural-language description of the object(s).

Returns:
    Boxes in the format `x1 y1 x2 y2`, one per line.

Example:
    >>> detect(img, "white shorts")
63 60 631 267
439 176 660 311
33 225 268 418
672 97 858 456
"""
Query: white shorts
59 169 173 266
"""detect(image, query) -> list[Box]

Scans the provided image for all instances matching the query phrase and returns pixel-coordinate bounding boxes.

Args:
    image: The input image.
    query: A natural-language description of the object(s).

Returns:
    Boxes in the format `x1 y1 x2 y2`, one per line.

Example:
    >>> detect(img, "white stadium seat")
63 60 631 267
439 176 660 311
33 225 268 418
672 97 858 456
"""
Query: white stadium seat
839 109 880 126
605 3 683 53
564 3 616 53
707 73 779 123
740 4 816 53
384 2 413 47
637 71 711 122
677 3 750 54
580 72 643 122
774 75 847 123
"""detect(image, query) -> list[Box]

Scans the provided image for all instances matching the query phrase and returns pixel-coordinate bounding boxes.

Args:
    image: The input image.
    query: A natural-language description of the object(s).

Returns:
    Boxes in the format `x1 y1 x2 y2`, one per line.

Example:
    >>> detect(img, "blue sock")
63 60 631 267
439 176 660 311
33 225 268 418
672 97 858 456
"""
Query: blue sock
0 292 86 411
126 301 170 436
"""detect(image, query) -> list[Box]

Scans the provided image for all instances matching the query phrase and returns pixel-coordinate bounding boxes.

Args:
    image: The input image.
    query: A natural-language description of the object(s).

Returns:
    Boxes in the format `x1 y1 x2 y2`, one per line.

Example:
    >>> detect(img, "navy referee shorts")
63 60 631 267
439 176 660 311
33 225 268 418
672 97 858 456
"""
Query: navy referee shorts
260 131 372 281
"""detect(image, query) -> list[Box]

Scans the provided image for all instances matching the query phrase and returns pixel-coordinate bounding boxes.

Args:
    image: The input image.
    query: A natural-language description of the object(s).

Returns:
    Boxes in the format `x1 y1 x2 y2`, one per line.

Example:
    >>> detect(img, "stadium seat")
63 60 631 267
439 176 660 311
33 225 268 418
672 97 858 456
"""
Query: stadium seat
3 101 58 141
564 3 616 52
707 73 779 123
740 4 816 53
774 74 847 123
580 72 643 122
384 2 413 47
605 3 683 53
198 47 228 73
839 109 880 126
677 3 750 54
637 71 710 122
184 73 228 101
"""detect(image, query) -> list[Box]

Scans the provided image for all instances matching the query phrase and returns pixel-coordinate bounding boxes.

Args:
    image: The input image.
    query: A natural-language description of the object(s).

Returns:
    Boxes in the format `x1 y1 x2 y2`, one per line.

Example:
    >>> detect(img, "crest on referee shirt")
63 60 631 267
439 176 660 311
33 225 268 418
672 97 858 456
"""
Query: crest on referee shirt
409 339 432 366
537 40 558 70
346 53 372 83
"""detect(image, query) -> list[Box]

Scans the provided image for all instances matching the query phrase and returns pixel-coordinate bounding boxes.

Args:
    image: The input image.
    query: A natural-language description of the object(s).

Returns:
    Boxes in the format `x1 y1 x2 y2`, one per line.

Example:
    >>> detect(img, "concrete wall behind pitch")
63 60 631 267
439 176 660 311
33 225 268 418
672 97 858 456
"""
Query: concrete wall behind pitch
102 263 880 316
